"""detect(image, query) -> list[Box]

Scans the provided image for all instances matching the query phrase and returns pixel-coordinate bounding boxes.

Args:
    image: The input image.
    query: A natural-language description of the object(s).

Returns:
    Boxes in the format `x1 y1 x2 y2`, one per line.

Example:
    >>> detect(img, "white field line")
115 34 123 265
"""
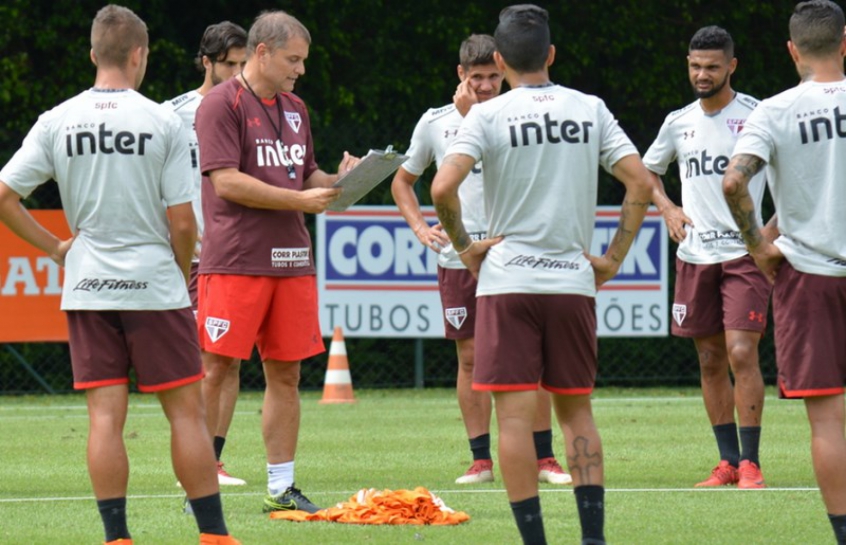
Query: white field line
0 395 736 414
0 486 820 504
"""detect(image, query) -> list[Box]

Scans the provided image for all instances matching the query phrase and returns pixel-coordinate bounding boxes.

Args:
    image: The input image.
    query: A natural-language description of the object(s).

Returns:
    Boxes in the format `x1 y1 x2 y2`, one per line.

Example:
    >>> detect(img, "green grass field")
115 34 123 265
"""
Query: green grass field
0 387 829 544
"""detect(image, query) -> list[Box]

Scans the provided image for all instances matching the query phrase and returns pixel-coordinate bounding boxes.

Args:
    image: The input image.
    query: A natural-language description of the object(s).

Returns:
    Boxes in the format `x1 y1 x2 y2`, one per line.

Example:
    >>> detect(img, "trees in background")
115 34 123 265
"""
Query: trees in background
0 0 801 391
2 0 801 189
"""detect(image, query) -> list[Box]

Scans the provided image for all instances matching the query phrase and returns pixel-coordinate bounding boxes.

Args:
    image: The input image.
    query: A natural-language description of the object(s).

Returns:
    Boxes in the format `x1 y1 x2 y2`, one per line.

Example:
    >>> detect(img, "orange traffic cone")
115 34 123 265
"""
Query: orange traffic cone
319 326 356 404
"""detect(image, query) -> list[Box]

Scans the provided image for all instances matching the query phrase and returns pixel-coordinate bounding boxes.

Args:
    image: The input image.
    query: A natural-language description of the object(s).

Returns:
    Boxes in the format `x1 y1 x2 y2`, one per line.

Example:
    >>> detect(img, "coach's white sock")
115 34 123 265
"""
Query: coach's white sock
267 461 295 495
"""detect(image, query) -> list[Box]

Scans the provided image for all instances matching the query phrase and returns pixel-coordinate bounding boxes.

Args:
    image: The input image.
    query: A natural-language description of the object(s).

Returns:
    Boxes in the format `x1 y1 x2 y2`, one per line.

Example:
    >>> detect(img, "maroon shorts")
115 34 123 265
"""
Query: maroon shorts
197 274 325 362
671 255 771 337
188 262 200 312
473 293 597 394
67 308 203 393
773 261 846 398
437 267 477 340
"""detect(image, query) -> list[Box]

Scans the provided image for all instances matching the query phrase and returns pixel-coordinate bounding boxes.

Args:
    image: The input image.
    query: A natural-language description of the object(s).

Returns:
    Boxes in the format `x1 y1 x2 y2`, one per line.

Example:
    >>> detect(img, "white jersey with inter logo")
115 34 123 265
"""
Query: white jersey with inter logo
643 93 766 264
162 89 203 261
0 88 194 310
447 85 638 297
403 104 485 269
733 79 846 277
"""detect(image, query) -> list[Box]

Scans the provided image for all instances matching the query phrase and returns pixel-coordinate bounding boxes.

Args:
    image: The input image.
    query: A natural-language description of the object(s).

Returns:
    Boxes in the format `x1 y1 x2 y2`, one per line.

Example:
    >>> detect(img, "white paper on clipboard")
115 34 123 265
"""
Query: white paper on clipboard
327 146 408 211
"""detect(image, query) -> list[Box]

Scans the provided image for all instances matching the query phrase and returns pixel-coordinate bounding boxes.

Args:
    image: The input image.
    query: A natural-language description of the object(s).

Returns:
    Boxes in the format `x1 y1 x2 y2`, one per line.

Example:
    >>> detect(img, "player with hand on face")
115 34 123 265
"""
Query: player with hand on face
392 34 571 487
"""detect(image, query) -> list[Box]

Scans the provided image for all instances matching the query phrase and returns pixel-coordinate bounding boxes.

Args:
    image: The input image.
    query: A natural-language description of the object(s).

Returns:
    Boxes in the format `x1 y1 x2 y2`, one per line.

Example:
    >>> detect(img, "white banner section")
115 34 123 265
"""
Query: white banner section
317 206 668 338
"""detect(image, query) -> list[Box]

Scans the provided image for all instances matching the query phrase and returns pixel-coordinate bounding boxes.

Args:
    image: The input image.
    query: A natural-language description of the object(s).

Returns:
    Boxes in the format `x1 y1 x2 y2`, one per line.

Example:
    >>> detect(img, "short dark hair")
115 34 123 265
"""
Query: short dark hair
494 4 550 73
790 0 846 58
459 34 496 70
194 21 247 72
689 25 734 57
91 4 148 68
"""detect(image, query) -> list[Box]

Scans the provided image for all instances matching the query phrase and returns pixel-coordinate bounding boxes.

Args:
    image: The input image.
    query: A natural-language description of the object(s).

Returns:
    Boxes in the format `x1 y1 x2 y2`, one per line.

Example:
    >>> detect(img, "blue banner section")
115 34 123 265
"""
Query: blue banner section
592 218 663 283
325 219 438 283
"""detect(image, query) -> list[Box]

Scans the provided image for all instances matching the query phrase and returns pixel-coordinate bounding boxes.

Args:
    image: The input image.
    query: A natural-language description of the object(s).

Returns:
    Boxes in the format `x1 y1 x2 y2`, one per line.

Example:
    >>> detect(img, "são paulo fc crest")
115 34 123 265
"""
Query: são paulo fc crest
445 307 467 330
205 317 230 343
672 304 687 327
285 111 302 133
726 119 745 135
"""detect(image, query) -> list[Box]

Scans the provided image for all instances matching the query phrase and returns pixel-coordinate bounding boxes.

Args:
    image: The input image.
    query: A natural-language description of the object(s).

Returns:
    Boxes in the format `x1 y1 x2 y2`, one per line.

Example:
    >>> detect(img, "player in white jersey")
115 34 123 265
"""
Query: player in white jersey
432 6 652 544
0 6 239 545
723 2 846 541
391 34 571 487
163 20 248 488
644 26 771 489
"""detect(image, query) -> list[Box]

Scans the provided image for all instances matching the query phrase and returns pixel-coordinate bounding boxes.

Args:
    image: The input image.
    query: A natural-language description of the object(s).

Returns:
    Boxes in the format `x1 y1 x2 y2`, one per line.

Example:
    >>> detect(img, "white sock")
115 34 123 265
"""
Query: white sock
267 461 295 495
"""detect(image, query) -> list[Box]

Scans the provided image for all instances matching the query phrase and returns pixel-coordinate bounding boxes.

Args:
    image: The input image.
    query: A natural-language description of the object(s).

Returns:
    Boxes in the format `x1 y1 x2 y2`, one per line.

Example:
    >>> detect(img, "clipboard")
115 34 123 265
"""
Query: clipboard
327 146 408 211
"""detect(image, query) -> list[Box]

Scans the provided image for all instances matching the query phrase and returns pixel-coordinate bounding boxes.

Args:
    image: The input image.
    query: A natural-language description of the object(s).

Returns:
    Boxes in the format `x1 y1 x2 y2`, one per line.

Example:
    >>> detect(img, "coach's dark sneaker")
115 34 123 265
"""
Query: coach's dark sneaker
263 484 322 513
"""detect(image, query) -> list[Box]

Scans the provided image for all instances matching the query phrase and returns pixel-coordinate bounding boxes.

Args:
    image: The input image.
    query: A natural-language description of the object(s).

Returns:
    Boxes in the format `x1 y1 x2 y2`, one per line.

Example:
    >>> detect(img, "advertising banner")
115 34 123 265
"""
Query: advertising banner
0 210 70 342
317 206 668 338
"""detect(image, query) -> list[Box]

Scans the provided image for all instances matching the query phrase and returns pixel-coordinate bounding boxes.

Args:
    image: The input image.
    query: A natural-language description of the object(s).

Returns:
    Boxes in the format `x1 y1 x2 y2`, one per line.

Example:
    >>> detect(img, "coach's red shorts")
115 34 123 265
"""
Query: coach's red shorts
197 274 325 362
773 261 846 398
67 308 203 392
437 267 477 340
473 293 597 394
671 255 771 338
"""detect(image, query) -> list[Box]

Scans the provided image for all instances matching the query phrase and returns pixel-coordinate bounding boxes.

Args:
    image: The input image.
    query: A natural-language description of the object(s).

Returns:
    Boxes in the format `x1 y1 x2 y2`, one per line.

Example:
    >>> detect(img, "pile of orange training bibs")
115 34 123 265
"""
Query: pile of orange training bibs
269 486 470 525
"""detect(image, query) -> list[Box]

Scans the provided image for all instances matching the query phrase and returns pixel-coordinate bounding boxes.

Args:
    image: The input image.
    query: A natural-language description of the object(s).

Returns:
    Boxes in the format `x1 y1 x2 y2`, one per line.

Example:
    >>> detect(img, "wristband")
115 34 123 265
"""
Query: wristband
456 241 475 255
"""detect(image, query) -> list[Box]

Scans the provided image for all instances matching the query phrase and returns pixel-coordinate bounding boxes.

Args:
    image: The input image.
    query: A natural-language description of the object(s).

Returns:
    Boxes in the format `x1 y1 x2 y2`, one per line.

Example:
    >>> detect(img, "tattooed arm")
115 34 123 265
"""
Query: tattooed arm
587 154 653 288
722 153 783 282
722 153 766 249
431 153 501 278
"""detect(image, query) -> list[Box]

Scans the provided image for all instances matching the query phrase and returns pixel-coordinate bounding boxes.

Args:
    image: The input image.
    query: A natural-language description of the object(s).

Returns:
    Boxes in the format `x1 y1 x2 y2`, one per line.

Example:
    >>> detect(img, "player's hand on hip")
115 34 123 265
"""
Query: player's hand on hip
51 237 75 267
458 236 503 279
337 151 360 180
301 187 342 213
586 252 621 290
749 242 784 284
414 223 450 253
662 204 693 243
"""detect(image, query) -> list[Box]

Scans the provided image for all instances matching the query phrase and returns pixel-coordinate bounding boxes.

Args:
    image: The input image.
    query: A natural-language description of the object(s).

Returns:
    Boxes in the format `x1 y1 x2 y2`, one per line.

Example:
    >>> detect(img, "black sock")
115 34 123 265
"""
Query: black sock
713 423 740 467
739 426 761 466
575 485 605 543
188 493 228 536
533 429 554 460
510 495 547 545
469 433 491 461
213 436 226 461
97 497 130 542
829 513 846 544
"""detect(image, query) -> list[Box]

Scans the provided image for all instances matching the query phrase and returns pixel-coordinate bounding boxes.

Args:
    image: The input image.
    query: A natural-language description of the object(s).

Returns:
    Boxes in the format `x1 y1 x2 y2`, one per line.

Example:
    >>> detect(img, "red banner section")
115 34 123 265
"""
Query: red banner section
0 210 71 342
